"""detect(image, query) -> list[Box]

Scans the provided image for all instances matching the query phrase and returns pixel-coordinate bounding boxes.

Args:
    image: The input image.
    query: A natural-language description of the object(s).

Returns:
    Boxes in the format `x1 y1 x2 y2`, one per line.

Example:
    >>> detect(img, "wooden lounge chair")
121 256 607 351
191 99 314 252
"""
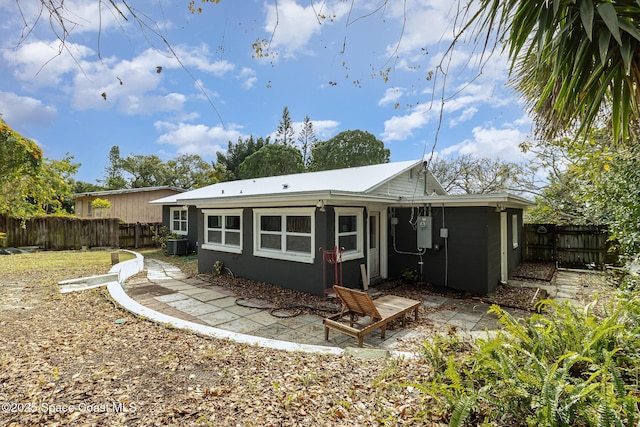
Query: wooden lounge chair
324 285 421 347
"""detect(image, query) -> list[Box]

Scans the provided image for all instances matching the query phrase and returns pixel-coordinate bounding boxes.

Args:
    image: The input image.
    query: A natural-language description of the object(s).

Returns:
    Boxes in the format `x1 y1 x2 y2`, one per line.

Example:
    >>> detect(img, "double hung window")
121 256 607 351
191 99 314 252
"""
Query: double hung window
170 207 188 235
202 209 242 253
334 208 364 260
512 214 519 249
254 208 315 263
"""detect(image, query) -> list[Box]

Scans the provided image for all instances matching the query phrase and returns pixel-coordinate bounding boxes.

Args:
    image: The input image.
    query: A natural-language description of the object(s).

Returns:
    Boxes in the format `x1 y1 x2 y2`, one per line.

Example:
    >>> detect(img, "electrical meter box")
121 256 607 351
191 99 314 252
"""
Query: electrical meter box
417 216 432 249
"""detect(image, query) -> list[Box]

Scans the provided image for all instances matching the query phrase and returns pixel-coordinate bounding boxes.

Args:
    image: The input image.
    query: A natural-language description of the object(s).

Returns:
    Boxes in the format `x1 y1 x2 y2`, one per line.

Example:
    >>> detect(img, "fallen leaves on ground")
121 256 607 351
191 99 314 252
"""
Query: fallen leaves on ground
1 252 434 426
2 252 606 426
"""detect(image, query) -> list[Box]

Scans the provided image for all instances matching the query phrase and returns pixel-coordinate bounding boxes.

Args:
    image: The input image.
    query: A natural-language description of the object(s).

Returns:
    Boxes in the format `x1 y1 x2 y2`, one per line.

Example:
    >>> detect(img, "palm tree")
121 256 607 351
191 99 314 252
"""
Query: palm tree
465 0 640 144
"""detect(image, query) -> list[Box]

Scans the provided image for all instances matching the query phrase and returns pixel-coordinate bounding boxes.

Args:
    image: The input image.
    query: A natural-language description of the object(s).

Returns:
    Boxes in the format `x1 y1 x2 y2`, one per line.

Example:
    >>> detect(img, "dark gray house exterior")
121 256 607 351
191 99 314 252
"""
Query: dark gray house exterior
151 160 532 296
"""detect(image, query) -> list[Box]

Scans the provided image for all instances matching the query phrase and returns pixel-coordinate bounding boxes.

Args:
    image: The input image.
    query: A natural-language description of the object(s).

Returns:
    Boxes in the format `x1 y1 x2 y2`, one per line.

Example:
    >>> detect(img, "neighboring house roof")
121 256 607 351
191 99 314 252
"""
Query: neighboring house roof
149 160 533 209
73 186 185 198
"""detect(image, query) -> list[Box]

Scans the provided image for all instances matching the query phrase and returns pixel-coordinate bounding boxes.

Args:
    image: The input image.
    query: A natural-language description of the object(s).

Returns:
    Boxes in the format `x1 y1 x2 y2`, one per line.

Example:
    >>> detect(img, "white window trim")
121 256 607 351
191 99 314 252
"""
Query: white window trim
334 207 364 261
512 213 519 249
253 207 315 264
202 209 243 254
169 207 188 235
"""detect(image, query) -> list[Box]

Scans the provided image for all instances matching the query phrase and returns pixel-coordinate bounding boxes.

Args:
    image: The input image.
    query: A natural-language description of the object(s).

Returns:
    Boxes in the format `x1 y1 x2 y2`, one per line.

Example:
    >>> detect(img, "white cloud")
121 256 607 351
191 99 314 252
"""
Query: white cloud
263 0 351 58
378 87 403 106
382 103 435 141
383 52 516 140
94 46 232 114
119 93 186 115
173 45 235 76
268 119 341 143
4 40 94 87
0 91 57 127
4 43 232 114
263 0 323 58
448 107 478 127
310 119 341 139
154 121 246 157
292 119 340 140
237 67 257 89
384 0 459 58
440 125 532 163
0 0 123 41
62 0 124 33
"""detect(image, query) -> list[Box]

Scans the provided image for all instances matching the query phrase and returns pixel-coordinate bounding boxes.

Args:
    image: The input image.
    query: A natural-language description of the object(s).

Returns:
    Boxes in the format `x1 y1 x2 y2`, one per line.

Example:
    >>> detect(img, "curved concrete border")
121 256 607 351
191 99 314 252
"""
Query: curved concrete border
62 250 415 358
106 282 343 355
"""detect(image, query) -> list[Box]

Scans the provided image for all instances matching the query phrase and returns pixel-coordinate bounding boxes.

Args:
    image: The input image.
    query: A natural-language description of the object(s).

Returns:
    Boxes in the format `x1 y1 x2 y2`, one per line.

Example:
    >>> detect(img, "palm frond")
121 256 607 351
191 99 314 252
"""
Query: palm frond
470 0 640 143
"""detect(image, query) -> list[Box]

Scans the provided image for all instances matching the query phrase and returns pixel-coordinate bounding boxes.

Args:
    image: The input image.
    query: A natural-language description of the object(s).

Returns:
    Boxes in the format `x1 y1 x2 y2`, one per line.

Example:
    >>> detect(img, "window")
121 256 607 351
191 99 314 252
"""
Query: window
253 208 315 263
335 208 364 260
512 214 519 249
202 209 242 253
170 207 188 235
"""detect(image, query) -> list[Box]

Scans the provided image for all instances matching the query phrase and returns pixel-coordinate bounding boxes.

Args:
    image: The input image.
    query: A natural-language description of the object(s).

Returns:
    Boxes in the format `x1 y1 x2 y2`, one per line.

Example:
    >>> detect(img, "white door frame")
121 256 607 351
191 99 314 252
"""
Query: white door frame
366 208 388 282
368 211 380 279
500 211 508 284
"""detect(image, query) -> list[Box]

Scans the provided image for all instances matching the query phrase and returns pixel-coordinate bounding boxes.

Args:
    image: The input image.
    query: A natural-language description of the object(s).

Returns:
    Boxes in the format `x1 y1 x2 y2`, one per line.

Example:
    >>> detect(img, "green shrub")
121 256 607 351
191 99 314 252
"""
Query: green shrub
150 225 181 250
213 260 224 276
414 294 640 426
401 267 420 283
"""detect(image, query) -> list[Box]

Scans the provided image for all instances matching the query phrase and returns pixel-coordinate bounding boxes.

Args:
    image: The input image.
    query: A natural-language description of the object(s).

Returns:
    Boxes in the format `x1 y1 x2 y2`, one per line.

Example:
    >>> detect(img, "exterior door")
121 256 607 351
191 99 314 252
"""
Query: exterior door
368 211 380 278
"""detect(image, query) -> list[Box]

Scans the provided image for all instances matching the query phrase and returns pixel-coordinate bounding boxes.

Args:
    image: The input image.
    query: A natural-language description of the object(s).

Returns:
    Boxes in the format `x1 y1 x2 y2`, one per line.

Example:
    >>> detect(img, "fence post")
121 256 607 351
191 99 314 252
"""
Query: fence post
135 222 141 249
553 225 558 268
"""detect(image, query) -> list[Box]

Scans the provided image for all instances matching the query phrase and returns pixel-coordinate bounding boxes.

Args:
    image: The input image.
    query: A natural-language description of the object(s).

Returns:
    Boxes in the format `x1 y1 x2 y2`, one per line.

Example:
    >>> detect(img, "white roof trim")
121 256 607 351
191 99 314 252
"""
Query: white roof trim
150 160 424 205
75 186 184 198
190 192 533 209
148 161 533 209
398 193 534 209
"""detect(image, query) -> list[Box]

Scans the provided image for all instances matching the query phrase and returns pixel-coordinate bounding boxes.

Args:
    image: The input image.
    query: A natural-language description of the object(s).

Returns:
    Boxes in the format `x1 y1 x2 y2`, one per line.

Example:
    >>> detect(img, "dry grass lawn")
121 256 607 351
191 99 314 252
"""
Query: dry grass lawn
0 250 432 426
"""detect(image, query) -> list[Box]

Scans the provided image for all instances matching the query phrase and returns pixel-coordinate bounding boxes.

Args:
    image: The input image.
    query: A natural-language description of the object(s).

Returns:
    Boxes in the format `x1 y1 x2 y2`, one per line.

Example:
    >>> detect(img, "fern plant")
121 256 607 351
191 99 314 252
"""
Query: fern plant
414 292 640 426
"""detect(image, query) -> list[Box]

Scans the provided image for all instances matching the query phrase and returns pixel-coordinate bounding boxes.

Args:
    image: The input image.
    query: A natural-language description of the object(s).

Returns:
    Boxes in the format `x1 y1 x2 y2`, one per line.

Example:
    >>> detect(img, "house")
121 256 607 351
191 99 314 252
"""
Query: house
150 160 533 295
73 186 185 224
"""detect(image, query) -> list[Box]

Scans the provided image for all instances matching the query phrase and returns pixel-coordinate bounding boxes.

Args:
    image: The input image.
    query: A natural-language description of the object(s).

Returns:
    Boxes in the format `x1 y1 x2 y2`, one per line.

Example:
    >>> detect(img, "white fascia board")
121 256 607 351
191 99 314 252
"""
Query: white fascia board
149 200 183 206
149 194 181 205
395 193 534 209
189 191 401 209
157 190 533 210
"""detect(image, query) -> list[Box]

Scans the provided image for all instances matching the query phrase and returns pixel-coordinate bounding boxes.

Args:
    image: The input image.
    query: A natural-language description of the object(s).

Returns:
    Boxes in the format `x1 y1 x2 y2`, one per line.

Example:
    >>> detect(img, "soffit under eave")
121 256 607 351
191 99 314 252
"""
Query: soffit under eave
391 199 534 209
188 192 401 209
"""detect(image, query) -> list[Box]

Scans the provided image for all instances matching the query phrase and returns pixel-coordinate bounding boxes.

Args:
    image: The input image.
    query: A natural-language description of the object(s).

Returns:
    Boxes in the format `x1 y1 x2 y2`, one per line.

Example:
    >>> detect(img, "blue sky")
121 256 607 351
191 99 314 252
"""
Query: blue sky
0 0 533 184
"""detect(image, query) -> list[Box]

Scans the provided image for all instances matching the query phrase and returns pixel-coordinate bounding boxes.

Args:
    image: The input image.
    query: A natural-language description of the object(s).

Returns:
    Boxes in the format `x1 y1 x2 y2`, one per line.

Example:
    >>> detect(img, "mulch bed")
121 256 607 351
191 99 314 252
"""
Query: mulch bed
193 262 555 318
511 261 556 281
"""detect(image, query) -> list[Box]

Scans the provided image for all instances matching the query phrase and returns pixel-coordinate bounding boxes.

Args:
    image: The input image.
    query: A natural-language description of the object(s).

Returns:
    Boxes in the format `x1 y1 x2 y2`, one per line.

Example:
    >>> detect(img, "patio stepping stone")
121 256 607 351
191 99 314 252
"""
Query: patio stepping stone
198 310 241 326
155 293 190 303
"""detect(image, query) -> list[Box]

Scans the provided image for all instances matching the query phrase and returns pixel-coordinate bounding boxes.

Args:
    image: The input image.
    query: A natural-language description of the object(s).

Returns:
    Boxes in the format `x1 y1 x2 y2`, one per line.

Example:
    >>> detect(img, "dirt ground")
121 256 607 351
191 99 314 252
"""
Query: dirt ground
0 252 433 426
0 253 610 426
202 261 555 320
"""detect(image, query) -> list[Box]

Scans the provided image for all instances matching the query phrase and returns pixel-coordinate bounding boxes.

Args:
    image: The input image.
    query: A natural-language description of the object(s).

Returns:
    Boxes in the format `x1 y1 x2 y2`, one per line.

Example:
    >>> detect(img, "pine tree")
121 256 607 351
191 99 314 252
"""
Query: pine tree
297 115 317 169
275 106 295 146
103 145 127 189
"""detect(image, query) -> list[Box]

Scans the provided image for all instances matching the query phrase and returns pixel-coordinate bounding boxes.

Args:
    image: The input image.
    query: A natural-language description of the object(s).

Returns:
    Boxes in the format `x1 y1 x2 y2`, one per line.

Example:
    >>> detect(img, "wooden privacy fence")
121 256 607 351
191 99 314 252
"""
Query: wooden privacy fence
118 222 162 248
523 224 610 270
0 215 161 250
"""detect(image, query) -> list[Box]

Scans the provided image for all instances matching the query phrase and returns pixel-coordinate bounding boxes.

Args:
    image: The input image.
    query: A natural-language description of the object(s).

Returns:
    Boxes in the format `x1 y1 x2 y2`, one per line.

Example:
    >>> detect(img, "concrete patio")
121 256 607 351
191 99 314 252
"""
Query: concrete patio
122 258 566 351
